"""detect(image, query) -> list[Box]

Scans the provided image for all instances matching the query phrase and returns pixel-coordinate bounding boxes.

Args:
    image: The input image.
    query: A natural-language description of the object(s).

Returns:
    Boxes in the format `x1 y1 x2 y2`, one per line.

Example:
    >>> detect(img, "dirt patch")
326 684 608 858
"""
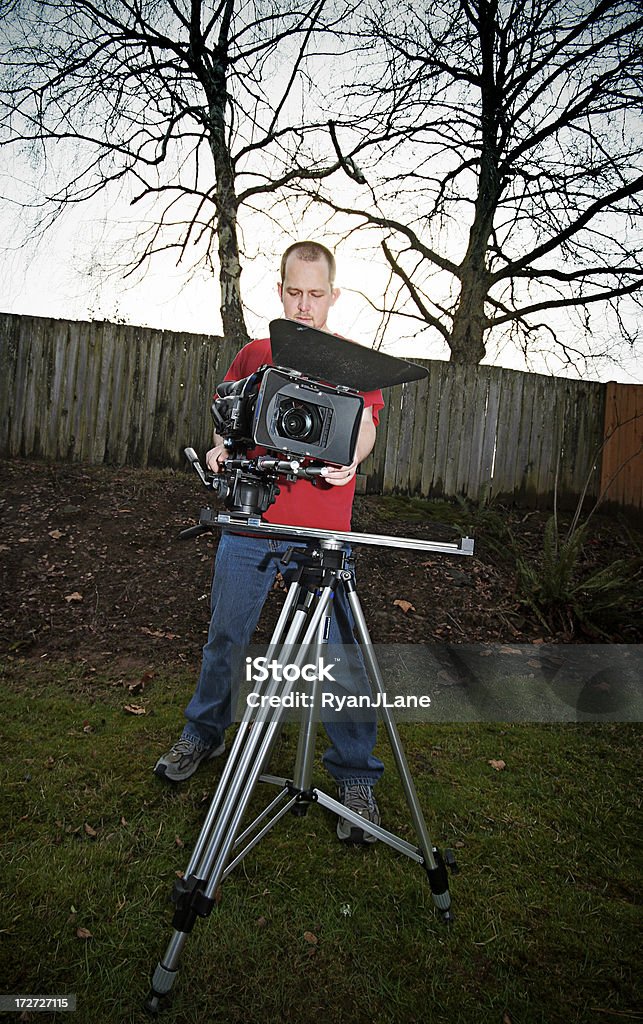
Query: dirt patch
0 459 639 677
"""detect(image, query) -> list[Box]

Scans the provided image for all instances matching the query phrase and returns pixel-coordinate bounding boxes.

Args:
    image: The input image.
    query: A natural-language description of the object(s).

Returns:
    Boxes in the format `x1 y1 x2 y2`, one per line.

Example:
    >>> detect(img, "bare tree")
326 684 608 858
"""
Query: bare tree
313 0 643 366
0 0 356 341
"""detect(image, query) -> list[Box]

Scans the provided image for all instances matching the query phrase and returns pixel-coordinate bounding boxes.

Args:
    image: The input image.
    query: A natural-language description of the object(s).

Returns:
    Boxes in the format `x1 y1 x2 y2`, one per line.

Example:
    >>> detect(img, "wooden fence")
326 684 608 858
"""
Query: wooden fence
1 312 641 510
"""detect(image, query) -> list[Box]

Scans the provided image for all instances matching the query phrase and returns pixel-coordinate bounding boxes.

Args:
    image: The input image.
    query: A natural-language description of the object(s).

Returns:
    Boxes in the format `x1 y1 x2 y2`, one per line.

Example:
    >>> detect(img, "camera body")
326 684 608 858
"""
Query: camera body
212 365 364 468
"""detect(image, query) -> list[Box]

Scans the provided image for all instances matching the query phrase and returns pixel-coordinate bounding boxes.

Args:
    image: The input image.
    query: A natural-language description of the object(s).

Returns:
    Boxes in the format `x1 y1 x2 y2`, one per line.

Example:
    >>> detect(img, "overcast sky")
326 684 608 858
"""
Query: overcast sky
1 0 641 386
2 177 641 386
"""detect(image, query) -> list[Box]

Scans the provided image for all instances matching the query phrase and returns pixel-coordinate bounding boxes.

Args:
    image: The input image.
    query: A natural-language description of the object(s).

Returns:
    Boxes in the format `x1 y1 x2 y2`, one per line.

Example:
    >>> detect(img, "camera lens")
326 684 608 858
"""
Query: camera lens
278 401 315 440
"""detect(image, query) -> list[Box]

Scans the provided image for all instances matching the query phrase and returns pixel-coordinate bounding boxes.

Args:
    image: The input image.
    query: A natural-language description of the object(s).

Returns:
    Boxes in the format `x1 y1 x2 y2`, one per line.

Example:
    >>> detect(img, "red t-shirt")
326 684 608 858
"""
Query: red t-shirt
221 337 384 531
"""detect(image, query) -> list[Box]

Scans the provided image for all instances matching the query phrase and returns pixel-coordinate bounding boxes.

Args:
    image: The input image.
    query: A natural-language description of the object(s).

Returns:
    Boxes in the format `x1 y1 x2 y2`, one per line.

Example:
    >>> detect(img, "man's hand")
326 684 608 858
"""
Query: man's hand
205 438 228 473
320 458 359 487
318 406 376 487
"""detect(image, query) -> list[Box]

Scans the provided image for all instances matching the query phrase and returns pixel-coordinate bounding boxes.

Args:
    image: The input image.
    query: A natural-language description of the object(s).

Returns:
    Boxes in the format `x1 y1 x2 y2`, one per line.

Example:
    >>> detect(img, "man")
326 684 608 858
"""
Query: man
155 241 384 843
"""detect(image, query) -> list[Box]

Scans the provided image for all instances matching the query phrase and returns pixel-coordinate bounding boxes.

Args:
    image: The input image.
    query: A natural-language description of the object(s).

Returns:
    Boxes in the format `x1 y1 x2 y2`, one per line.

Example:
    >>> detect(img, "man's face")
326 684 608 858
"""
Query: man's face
278 254 339 331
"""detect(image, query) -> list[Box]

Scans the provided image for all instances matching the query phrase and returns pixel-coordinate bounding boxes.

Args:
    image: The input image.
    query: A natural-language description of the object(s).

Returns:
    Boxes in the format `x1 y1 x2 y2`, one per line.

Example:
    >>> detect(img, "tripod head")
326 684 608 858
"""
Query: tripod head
184 446 327 517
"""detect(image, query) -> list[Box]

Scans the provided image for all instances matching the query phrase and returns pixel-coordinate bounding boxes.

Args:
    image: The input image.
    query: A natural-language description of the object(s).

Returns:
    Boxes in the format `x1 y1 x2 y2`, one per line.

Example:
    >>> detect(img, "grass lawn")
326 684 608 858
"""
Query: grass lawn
1 661 640 1024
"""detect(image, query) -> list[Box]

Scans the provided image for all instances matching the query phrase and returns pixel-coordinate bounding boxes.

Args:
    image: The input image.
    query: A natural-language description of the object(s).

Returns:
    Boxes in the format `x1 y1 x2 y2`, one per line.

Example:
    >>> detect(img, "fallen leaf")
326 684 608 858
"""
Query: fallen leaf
65 591 83 603
175 835 184 847
48 529 64 540
123 704 146 716
128 671 154 694
488 759 506 771
437 670 456 683
84 822 98 837
303 931 318 945
76 927 92 940
502 1013 513 1024
393 599 416 614
256 916 267 928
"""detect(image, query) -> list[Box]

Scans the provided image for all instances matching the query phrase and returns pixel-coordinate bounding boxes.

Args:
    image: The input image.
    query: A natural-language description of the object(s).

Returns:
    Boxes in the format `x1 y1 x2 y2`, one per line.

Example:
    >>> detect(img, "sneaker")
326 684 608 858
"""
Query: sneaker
336 783 381 844
154 735 225 783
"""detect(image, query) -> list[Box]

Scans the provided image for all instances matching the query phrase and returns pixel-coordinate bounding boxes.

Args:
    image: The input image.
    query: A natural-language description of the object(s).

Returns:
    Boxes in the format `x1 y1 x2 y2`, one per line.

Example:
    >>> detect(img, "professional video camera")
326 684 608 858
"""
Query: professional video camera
186 318 429 518
212 367 364 467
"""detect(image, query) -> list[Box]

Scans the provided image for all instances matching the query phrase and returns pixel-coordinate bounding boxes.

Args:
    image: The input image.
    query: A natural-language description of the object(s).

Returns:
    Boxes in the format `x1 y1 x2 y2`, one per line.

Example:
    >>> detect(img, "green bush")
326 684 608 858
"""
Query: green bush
516 516 641 637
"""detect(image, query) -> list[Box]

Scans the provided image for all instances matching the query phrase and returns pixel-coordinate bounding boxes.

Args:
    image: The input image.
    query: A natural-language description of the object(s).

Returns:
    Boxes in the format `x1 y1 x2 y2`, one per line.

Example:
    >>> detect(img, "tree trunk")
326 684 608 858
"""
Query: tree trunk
450 269 491 363
448 0 500 364
211 139 249 345
202 0 250 347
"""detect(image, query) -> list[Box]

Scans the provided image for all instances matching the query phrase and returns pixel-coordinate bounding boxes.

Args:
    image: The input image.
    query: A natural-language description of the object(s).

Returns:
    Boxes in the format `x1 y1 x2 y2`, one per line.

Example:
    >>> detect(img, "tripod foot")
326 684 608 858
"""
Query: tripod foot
426 847 456 924
144 961 178 1015
144 992 161 1016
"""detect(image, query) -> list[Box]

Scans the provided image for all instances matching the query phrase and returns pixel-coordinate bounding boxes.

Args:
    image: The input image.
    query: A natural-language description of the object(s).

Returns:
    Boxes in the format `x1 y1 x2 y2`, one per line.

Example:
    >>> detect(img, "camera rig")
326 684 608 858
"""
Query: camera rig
145 323 475 1013
195 318 436 520
203 360 364 516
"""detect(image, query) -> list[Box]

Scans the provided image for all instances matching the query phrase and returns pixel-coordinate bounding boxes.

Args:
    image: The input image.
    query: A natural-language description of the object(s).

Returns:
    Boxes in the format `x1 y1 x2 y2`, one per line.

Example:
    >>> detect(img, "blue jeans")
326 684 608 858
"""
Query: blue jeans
183 532 384 786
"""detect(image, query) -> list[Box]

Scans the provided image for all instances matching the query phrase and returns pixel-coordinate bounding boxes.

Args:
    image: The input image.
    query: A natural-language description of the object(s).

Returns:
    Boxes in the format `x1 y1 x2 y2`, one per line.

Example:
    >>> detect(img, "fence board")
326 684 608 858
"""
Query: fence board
476 366 501 503
430 364 457 498
0 315 19 445
382 385 404 492
420 363 443 497
463 367 489 498
600 383 643 510
395 381 415 492
455 364 481 497
559 379 604 505
93 323 115 463
531 372 558 504
491 369 524 498
407 373 430 494
1 312 639 512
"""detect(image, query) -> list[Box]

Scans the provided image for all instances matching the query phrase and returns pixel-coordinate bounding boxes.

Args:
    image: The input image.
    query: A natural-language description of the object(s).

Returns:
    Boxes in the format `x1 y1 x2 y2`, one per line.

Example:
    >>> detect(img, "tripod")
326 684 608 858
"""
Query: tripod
146 516 473 1014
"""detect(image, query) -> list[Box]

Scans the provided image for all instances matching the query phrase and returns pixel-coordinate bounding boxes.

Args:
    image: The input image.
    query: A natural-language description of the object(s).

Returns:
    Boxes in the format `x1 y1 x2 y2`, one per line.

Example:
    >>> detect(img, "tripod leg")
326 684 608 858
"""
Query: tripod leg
290 614 329 803
344 579 455 923
146 585 337 1012
183 577 310 878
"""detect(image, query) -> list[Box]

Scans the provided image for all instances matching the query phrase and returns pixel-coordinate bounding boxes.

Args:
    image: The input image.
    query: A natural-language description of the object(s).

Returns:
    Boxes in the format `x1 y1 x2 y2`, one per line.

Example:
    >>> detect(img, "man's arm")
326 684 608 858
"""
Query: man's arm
321 406 376 487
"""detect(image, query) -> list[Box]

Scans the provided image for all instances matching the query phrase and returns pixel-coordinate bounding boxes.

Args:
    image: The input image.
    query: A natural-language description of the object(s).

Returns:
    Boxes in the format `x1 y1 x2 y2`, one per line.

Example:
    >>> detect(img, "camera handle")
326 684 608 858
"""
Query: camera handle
185 445 325 483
